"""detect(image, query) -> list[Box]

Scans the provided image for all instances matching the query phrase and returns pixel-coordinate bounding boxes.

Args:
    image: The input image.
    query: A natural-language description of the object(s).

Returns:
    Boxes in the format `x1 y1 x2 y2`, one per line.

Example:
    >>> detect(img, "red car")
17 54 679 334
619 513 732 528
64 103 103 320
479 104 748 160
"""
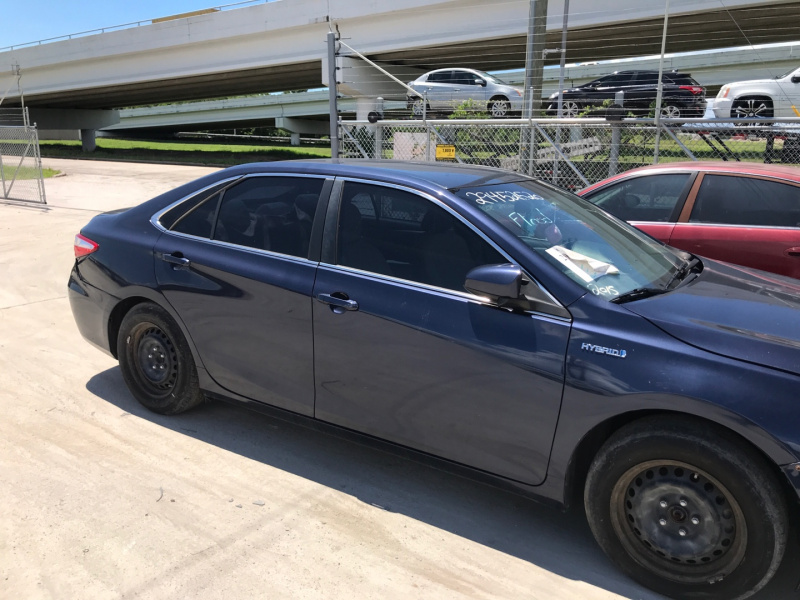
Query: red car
579 161 800 279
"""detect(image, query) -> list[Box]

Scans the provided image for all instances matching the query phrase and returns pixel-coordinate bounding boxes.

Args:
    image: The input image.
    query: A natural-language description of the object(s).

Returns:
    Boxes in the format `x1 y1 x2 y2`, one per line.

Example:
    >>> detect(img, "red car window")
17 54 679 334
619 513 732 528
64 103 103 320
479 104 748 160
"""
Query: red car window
690 175 800 227
586 173 691 222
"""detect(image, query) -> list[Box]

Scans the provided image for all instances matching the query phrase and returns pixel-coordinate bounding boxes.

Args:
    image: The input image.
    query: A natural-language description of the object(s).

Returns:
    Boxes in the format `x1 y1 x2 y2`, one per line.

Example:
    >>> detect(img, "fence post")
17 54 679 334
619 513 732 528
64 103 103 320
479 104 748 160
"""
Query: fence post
327 31 339 160
607 93 624 177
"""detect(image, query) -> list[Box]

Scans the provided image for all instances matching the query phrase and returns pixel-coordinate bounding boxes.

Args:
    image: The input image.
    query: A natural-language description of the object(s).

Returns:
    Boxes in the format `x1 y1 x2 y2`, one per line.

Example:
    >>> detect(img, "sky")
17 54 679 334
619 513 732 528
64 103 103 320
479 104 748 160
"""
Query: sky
2 0 250 49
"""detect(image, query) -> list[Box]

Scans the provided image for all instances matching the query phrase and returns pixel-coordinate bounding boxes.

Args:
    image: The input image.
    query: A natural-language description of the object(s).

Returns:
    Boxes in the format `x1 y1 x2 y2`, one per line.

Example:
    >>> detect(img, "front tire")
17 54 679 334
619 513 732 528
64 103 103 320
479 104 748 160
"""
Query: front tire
732 97 774 119
488 97 511 118
585 416 788 600
117 303 203 415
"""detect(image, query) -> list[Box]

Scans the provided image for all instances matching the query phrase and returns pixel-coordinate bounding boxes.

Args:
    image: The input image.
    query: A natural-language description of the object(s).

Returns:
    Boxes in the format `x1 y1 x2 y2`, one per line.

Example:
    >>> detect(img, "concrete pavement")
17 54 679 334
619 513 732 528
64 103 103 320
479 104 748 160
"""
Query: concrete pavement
0 159 790 600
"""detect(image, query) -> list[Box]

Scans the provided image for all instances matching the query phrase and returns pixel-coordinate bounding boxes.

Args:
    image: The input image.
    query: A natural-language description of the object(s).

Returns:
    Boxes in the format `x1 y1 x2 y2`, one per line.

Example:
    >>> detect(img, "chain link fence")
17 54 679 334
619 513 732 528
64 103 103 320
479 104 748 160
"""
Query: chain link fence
0 108 47 204
340 118 800 191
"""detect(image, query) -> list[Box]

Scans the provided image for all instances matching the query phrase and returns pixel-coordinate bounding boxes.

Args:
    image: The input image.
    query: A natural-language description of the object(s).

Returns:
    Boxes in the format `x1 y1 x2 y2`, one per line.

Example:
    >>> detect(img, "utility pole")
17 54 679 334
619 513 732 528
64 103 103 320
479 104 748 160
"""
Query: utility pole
522 0 549 119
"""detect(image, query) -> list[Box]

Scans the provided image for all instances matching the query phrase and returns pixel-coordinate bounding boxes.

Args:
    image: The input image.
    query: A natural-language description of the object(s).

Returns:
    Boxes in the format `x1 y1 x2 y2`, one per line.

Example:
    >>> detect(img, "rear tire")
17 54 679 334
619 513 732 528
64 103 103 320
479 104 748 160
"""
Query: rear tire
659 104 682 119
585 416 788 600
117 303 203 415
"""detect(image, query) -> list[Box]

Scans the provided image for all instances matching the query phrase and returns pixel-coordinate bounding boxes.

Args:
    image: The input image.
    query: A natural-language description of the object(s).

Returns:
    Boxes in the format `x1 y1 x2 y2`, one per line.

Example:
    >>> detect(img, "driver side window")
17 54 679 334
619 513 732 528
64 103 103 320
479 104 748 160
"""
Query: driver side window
335 182 505 292
588 174 690 222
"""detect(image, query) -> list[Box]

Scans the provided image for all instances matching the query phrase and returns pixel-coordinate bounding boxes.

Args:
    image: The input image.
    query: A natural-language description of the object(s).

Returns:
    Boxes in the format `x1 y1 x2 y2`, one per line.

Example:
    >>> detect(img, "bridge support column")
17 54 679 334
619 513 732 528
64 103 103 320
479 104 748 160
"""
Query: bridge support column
80 129 97 152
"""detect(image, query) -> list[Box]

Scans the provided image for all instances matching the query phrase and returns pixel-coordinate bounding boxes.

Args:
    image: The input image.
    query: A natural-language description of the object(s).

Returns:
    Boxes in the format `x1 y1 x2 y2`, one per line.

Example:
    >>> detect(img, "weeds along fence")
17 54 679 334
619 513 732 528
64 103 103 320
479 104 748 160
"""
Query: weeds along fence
340 117 800 190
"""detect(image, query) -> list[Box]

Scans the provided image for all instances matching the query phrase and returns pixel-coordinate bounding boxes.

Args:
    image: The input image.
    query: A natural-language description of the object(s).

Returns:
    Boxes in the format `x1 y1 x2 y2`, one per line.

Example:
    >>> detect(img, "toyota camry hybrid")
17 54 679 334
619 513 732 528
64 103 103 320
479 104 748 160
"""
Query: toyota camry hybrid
69 160 800 600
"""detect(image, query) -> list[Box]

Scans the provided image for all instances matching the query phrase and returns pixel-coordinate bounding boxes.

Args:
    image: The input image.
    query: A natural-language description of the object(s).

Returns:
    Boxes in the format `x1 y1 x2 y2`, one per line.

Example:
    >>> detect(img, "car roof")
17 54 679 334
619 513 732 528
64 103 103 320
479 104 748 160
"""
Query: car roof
219 159 531 192
581 161 800 193
614 161 800 179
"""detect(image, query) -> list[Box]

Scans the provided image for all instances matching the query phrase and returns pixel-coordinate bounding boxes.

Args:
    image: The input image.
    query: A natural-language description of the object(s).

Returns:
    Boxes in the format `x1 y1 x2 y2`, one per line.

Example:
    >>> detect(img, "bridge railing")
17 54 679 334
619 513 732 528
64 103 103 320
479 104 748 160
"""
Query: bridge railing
340 117 800 190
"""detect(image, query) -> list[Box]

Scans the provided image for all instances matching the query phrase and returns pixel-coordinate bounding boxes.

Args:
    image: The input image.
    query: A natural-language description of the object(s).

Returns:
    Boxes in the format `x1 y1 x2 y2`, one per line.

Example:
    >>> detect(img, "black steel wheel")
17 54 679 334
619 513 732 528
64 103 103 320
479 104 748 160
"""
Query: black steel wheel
117 303 203 415
585 416 788 600
488 97 511 118
732 97 773 119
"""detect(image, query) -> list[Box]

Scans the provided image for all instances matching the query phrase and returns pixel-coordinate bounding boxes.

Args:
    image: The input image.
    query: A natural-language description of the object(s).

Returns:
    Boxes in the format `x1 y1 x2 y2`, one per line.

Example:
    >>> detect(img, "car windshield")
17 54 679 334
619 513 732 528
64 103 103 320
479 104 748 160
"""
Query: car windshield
775 67 799 79
480 72 507 85
452 180 685 301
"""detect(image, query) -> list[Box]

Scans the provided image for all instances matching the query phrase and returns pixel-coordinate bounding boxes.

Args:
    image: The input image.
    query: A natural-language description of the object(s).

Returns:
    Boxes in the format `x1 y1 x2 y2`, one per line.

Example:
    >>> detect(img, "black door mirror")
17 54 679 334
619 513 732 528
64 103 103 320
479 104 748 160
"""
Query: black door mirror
465 263 523 301
792 75 800 84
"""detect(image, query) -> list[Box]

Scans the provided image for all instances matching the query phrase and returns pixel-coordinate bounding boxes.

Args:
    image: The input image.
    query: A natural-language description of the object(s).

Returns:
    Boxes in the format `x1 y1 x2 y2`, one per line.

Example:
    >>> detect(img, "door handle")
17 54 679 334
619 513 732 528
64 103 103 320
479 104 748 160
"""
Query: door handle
317 293 359 312
161 253 191 269
785 247 800 257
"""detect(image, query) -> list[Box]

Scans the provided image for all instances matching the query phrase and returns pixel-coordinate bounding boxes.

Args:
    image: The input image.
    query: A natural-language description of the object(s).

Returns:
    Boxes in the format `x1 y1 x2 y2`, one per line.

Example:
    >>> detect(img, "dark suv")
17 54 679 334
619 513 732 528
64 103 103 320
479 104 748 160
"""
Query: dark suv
547 70 706 118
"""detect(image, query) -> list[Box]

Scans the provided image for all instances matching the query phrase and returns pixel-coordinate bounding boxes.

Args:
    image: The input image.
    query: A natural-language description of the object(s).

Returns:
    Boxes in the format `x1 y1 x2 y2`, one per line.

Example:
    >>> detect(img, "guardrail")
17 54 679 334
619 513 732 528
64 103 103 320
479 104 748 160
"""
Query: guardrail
0 0 268 51
340 117 800 189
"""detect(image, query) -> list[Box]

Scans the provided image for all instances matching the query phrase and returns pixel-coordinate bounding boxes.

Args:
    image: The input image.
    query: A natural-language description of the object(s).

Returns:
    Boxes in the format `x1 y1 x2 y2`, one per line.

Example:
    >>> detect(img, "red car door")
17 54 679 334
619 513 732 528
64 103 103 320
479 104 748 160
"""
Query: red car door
668 173 800 279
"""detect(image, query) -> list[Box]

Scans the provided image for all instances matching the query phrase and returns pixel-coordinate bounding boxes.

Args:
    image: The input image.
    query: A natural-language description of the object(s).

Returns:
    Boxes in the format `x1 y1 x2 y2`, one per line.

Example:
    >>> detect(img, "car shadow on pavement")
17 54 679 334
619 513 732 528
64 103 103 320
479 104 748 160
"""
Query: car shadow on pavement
87 366 800 600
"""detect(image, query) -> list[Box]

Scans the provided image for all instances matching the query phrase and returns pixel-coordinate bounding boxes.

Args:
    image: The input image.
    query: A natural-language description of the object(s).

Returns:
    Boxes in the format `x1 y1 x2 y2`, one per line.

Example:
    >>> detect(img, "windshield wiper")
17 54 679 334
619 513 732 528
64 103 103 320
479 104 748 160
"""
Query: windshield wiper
664 255 702 290
611 287 669 304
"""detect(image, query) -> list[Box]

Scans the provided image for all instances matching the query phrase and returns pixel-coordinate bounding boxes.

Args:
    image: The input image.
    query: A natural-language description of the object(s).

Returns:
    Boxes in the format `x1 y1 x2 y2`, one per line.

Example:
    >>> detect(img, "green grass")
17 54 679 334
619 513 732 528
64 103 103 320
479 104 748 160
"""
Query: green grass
39 138 332 166
1 165 59 179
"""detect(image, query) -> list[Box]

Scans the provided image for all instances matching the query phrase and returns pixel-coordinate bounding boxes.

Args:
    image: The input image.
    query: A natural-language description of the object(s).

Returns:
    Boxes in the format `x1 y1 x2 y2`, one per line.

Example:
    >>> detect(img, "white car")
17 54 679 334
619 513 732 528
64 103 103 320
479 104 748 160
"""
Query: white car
714 66 800 118
407 68 524 118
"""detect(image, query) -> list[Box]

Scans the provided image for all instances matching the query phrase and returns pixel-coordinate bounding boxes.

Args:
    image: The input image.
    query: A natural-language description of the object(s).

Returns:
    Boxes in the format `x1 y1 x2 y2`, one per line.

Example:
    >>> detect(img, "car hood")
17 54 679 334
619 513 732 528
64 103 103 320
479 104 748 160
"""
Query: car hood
623 261 800 376
723 77 788 90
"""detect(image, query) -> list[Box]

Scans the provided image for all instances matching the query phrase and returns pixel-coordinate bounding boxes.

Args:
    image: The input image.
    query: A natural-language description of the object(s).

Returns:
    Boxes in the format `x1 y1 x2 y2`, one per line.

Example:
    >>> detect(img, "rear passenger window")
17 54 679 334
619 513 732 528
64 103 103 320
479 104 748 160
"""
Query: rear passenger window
163 180 231 235
211 176 324 257
690 175 800 227
336 182 505 291
587 173 690 222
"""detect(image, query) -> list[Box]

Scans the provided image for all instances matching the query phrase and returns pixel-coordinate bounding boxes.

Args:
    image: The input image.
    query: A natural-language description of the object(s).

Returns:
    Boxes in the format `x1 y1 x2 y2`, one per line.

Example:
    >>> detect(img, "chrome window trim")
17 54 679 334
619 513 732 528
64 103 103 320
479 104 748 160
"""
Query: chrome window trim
331 176 568 315
678 222 800 230
151 175 243 232
150 172 331 234
317 263 571 324
151 172 331 261
157 227 319 267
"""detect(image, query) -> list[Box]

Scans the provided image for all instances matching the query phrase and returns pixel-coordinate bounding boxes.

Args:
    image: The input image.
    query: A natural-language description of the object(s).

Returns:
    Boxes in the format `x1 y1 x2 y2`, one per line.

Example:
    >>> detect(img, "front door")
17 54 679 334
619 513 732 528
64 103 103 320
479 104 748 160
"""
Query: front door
312 180 570 485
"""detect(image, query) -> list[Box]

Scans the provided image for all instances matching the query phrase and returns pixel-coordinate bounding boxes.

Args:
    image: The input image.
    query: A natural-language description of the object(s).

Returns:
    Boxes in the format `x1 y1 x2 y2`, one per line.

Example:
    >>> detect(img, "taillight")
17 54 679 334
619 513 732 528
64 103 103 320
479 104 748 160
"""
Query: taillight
74 233 99 258
679 85 704 95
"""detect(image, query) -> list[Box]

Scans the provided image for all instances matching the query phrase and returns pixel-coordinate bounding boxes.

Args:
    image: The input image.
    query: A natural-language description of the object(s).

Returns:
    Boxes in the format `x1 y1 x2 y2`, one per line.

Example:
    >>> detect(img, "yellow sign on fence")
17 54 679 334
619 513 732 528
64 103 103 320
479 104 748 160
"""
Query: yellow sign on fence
435 144 456 160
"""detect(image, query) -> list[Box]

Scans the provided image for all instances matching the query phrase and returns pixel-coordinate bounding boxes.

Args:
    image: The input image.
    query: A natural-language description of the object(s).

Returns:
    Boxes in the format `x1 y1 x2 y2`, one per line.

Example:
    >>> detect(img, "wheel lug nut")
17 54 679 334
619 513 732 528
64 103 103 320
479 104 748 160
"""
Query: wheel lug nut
659 518 667 526
148 354 153 358
691 517 700 525
679 498 688 507
659 500 668 508
679 528 687 537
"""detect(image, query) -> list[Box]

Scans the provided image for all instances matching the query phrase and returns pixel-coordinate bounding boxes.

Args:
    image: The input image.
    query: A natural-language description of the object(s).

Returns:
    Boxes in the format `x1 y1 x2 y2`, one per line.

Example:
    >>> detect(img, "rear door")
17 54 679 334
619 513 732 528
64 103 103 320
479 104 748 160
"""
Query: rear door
423 71 455 110
670 173 800 278
591 72 635 106
153 173 330 416
311 179 571 485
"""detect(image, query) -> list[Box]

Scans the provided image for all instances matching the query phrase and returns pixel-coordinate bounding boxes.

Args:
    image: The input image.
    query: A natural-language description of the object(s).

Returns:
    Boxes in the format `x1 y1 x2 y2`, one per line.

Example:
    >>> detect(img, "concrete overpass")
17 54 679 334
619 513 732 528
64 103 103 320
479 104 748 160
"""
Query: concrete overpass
1 0 799 142
97 41 800 137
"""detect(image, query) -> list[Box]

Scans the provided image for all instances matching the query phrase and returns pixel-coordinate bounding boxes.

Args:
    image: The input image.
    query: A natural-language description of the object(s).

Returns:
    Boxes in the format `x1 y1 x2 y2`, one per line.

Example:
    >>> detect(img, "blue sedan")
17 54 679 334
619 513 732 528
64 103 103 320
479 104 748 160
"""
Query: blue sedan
69 160 800 600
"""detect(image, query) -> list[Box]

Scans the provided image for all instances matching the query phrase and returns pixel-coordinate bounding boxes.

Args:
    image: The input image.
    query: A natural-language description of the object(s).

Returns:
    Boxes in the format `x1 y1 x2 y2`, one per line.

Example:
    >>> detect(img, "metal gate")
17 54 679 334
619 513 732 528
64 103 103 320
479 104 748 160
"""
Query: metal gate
0 108 46 204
